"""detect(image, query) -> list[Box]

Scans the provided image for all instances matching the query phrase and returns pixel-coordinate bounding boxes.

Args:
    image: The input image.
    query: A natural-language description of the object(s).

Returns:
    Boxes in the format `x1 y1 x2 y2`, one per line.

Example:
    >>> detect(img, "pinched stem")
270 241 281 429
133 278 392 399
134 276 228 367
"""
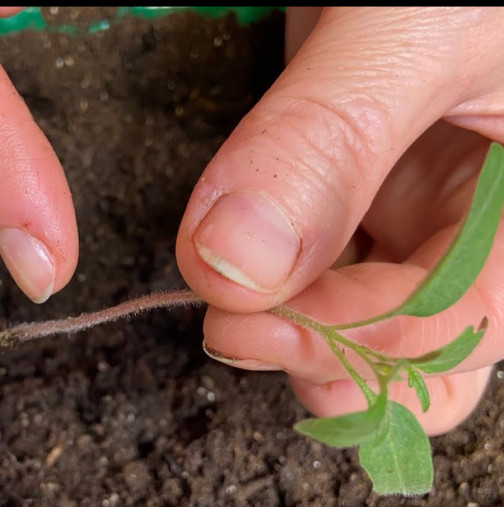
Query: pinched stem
271 305 397 365
0 289 204 347
325 328 393 364
327 339 377 405
271 305 328 335
272 304 409 403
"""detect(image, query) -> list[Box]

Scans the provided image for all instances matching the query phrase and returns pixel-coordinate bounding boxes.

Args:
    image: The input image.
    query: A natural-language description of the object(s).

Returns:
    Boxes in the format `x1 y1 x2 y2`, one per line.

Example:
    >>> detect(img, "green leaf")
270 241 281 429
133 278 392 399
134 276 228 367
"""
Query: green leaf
406 366 430 412
409 318 487 374
359 401 433 496
394 142 504 317
295 390 387 448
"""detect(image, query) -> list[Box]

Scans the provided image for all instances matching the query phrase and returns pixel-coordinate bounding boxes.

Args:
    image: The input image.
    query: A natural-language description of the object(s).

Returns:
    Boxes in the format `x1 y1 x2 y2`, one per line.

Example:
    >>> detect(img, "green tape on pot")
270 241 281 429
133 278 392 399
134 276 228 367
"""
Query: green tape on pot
124 7 284 24
0 8 47 34
0 7 284 35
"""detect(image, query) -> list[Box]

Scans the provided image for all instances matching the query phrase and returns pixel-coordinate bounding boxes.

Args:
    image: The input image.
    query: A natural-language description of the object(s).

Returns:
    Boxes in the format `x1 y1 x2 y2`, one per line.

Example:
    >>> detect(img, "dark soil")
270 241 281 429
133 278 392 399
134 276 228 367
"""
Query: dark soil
1 7 504 506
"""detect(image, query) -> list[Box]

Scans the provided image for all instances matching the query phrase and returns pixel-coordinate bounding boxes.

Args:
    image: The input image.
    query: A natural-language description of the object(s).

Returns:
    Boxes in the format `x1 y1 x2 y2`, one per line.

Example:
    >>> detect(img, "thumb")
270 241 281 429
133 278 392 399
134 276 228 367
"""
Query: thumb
176 7 494 312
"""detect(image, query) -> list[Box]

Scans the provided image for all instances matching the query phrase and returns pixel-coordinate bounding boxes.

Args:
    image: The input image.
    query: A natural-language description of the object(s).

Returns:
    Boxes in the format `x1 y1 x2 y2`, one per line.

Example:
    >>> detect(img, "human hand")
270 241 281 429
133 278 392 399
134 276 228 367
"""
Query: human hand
176 7 504 436
0 7 79 303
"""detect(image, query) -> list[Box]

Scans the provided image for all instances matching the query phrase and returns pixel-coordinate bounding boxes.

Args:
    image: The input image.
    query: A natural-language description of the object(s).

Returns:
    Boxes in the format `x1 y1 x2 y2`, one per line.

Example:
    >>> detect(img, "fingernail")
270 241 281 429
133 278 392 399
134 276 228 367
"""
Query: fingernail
194 193 300 293
203 342 281 371
0 228 55 304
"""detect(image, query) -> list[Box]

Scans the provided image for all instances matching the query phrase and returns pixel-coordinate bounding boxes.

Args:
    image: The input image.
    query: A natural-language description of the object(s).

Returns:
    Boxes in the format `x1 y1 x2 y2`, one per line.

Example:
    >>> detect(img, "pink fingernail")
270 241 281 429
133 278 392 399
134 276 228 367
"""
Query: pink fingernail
194 193 300 293
0 228 55 304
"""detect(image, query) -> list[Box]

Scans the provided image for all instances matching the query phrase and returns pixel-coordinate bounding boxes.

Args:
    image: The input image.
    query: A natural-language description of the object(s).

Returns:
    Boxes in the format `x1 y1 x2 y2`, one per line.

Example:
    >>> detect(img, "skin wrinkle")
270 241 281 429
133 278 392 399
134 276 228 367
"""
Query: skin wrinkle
440 375 457 409
252 158 331 236
324 8 447 50
267 95 392 243
307 11 460 91
303 52 417 95
332 99 392 189
406 313 431 361
397 307 452 361
284 119 351 196
274 91 391 169
456 14 504 94
286 136 349 227
284 14 461 125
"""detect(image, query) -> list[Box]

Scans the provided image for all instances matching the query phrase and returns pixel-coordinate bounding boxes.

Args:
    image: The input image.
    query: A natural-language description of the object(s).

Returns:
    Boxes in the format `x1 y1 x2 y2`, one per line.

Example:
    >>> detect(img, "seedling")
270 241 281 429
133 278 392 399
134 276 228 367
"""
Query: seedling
1 143 504 496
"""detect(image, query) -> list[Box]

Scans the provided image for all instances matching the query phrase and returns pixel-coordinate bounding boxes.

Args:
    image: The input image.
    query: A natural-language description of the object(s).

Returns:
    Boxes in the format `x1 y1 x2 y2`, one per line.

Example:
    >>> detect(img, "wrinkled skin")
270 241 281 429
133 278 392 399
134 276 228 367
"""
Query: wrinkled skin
3 8 504 435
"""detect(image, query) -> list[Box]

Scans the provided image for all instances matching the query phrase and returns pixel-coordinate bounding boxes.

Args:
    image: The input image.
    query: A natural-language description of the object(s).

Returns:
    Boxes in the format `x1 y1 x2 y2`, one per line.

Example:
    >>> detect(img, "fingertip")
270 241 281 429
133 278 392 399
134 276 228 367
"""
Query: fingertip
290 367 492 436
0 7 23 18
0 67 79 302
176 212 286 313
0 228 55 304
193 192 300 294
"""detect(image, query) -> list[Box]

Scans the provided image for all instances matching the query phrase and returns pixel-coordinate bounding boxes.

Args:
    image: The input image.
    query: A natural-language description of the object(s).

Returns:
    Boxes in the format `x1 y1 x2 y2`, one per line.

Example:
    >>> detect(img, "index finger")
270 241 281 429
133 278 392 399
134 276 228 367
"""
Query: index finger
0 66 78 302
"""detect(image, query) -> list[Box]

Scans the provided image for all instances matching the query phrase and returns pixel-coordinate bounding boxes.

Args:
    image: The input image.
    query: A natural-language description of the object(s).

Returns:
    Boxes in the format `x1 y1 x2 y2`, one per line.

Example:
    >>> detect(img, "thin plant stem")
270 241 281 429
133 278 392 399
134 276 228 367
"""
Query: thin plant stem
270 305 328 335
327 332 377 373
329 309 397 331
273 305 395 364
325 328 394 364
272 305 411 404
0 289 204 347
326 338 377 405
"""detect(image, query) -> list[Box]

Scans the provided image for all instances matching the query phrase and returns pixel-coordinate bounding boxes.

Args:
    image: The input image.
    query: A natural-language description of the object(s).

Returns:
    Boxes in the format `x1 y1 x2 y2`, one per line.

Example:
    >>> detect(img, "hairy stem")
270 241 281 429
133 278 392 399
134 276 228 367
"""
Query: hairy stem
325 328 393 364
273 305 395 364
327 340 377 405
270 305 328 334
272 305 380 403
0 289 204 347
